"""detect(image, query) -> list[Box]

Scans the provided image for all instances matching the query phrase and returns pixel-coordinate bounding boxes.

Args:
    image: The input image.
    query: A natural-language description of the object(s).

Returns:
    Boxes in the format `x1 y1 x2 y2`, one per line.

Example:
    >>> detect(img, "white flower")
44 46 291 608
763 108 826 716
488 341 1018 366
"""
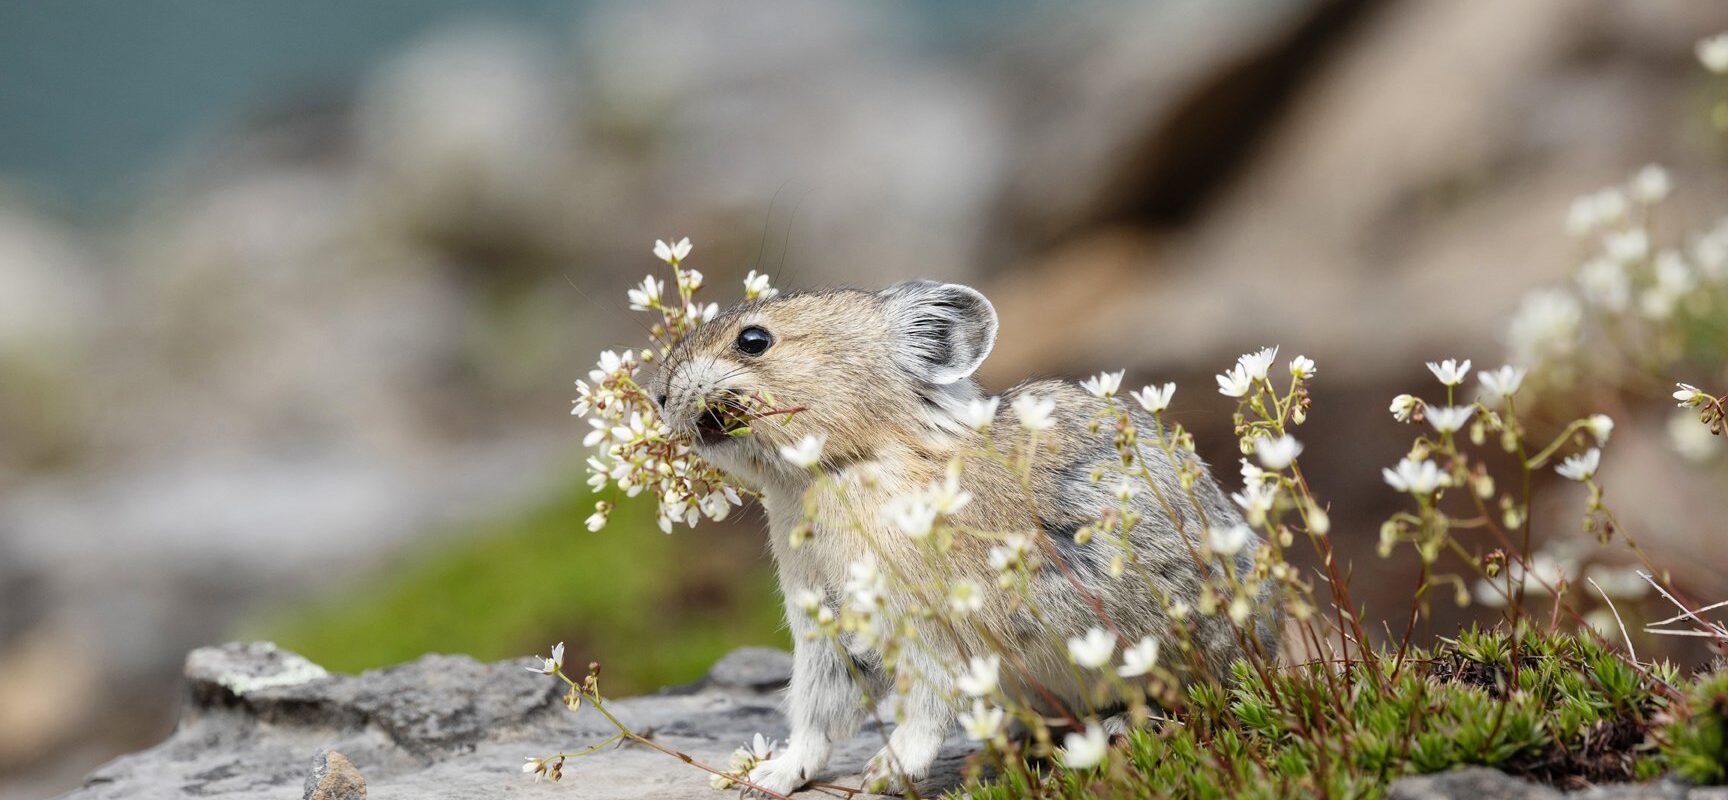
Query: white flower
627 275 663 311
1254 434 1303 470
1383 457 1448 495
1425 358 1472 387
585 508 609 532
742 270 779 300
1216 364 1253 398
1113 477 1138 503
844 561 884 611
1207 523 1252 556
1012 394 1057 431
1656 250 1696 295
1698 32 1728 74
1632 164 1671 204
790 588 823 614
1061 724 1110 770
1555 448 1601 482
1674 383 1708 408
1237 346 1279 381
1477 365 1527 404
1081 370 1125 398
1577 258 1630 312
1584 414 1614 444
988 534 1034 573
1605 229 1649 265
652 237 693 264
1566 188 1629 237
1131 382 1176 414
961 396 1000 430
526 642 565 675
1231 482 1275 527
1289 355 1317 379
778 434 826 468
523 757 541 774
948 579 986 616
1426 405 1476 435
927 467 973 515
1389 393 1420 422
882 494 938 540
959 700 1006 742
1507 290 1582 367
1117 636 1160 678
956 654 1000 697
1067 627 1115 669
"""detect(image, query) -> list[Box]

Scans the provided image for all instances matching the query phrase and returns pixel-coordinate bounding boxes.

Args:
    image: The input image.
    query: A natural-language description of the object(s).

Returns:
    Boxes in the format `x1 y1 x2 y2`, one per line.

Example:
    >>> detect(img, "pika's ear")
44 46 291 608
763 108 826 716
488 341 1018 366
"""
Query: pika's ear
878 281 998 385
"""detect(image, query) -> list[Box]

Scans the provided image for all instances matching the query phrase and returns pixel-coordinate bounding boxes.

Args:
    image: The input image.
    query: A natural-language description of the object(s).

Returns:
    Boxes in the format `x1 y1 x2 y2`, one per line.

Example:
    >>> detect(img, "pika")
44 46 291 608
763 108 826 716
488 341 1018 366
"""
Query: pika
654 281 1273 795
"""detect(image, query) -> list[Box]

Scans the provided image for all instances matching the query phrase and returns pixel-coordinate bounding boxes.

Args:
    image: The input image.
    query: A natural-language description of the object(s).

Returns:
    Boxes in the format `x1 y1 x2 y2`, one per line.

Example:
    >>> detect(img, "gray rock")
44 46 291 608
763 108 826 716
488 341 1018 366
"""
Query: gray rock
699 646 793 692
302 751 365 800
61 644 966 799
1390 768 1562 800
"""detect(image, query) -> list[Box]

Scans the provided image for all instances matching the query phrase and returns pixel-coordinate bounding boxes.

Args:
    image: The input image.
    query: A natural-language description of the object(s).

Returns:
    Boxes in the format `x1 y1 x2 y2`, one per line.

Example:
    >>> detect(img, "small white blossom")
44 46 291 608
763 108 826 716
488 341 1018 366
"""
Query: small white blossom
1632 164 1671 204
778 434 826 468
585 507 609 532
948 579 986 616
961 396 1000 430
1081 370 1125 398
1117 636 1160 678
523 758 541 774
1556 448 1601 482
1289 355 1317 379
1425 358 1472 387
1604 229 1649 265
1061 724 1110 770
652 237 693 264
1698 32 1728 74
988 534 1034 573
1207 523 1252 556
1383 457 1447 495
1577 258 1630 312
526 642 565 675
1507 290 1582 368
1674 383 1708 408
1067 627 1115 669
1232 482 1275 527
1113 477 1137 502
1477 365 1527 404
1237 346 1279 381
1012 394 1057 431
1566 188 1628 236
956 655 1001 697
882 494 938 540
627 275 664 311
742 270 779 300
1426 405 1476 435
790 588 823 614
1584 414 1614 444
959 700 1006 742
1389 393 1420 422
1254 434 1303 470
1131 382 1176 414
1216 364 1253 398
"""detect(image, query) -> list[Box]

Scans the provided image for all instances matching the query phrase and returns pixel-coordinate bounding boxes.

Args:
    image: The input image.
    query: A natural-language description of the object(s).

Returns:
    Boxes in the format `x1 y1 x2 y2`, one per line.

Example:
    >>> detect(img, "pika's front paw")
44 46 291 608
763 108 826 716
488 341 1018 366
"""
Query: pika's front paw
744 755 811 797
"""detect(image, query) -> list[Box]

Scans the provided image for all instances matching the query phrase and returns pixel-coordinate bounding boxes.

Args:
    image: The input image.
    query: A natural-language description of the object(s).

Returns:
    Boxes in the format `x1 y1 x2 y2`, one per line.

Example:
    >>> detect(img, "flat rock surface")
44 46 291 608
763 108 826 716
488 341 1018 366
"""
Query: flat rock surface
60 643 969 800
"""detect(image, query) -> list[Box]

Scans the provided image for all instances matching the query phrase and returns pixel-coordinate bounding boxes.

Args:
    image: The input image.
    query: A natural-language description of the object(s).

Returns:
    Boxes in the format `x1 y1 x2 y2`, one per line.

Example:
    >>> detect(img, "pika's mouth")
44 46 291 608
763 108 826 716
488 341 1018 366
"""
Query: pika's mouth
695 403 744 446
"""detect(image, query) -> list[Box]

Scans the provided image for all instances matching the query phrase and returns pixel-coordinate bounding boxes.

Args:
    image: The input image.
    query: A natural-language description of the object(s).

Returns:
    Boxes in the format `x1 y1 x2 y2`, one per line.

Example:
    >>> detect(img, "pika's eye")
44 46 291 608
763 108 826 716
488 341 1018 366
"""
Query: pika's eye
735 326 774 356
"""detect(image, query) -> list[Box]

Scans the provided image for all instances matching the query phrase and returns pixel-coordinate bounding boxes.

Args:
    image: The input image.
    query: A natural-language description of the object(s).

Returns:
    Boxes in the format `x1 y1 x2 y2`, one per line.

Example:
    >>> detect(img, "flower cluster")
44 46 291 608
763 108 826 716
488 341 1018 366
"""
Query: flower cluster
575 239 778 532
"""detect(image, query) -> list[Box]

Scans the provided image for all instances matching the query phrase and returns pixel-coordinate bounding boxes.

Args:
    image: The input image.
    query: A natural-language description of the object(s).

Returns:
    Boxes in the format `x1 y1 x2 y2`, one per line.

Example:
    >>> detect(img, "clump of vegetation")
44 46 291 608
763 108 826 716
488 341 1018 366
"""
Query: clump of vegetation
958 625 1710 799
1661 670 1728 785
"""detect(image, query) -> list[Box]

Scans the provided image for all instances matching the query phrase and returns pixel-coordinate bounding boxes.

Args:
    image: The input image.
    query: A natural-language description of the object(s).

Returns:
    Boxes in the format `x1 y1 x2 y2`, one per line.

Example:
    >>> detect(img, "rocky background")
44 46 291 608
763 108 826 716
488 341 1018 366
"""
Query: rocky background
2 0 1727 797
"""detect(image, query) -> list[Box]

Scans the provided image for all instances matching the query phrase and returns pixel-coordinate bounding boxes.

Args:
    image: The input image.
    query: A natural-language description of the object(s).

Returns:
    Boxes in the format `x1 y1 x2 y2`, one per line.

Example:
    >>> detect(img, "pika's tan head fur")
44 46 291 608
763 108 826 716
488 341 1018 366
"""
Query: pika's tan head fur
653 281 996 491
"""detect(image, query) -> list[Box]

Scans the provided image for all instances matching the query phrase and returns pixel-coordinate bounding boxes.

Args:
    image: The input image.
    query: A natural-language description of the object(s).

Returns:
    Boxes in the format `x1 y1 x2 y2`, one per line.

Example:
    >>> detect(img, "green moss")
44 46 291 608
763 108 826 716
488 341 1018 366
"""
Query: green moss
248 476 787 695
955 626 1716 799
1664 670 1728 785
